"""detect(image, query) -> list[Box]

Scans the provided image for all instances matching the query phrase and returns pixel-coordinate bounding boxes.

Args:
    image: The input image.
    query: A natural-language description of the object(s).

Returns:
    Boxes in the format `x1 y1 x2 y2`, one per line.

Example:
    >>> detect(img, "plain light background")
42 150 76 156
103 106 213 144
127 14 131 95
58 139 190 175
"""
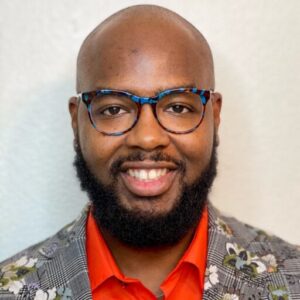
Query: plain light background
0 0 299 261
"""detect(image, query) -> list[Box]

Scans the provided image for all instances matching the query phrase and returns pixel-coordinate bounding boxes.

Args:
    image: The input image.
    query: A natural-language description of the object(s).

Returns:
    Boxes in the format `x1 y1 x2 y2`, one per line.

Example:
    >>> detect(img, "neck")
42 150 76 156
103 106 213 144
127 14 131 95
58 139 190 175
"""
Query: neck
101 227 196 295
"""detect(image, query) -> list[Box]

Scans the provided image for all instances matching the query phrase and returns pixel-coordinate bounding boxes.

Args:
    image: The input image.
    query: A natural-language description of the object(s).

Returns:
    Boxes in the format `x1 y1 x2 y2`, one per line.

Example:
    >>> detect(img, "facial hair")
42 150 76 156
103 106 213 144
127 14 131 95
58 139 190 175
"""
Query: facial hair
73 137 218 248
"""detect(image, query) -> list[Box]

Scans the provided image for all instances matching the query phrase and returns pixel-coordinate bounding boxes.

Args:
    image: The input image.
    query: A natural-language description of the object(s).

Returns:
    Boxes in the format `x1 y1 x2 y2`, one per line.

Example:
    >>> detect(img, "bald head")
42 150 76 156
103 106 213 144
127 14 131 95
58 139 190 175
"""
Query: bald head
76 5 215 94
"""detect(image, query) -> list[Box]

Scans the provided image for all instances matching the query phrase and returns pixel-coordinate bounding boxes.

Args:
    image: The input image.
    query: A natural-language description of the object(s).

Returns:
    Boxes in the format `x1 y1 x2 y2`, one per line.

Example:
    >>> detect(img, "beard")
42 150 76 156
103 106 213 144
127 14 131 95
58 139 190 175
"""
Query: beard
73 136 218 248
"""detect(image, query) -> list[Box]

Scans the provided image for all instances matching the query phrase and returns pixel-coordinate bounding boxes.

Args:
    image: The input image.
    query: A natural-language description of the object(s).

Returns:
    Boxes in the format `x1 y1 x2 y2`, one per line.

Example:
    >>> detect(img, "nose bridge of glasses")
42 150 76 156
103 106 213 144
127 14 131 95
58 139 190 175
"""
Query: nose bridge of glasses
130 95 158 105
130 95 158 121
132 102 164 138
130 95 159 119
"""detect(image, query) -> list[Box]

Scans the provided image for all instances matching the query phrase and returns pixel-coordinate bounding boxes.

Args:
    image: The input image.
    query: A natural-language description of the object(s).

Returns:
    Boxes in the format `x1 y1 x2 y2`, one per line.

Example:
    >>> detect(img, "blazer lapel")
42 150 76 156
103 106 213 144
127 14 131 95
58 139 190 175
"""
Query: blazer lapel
203 203 290 300
34 205 93 300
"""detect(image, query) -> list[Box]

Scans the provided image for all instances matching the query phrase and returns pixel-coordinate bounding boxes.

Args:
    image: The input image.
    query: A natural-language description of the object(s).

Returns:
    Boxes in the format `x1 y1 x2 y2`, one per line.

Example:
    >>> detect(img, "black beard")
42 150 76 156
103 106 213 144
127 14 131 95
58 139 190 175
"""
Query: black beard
73 138 218 248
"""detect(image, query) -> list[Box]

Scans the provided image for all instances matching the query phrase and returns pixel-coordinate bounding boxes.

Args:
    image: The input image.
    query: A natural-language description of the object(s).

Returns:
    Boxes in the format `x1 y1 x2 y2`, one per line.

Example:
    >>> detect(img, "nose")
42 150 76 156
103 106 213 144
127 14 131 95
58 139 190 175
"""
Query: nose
124 104 171 151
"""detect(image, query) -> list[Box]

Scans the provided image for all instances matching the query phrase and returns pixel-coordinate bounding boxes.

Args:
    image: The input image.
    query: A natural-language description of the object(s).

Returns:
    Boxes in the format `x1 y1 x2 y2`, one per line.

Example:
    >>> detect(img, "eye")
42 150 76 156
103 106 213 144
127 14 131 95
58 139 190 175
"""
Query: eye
101 106 127 116
165 104 192 114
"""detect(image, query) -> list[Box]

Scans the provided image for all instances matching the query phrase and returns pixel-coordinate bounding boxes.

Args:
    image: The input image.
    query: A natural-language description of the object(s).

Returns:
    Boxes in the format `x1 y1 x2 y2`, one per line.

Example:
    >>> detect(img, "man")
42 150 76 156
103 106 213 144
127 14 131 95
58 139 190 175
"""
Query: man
0 4 299 300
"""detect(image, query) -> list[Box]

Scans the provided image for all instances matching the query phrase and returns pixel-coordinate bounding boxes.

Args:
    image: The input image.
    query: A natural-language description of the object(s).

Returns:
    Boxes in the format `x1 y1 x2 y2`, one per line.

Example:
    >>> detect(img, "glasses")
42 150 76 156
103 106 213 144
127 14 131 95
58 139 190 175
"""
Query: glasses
77 87 213 136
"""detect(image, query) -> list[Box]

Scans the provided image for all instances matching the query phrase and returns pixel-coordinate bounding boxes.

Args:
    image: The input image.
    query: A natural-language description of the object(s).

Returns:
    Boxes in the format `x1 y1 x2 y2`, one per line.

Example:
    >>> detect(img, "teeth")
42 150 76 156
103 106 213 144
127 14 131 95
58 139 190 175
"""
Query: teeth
148 170 157 179
161 169 167 176
127 169 168 181
140 170 147 180
128 169 135 177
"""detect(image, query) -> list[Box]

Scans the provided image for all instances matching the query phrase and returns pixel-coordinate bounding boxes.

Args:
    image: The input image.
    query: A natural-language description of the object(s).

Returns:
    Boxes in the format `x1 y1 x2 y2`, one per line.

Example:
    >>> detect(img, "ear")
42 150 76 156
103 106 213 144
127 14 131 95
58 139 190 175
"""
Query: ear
211 92 222 131
68 96 80 138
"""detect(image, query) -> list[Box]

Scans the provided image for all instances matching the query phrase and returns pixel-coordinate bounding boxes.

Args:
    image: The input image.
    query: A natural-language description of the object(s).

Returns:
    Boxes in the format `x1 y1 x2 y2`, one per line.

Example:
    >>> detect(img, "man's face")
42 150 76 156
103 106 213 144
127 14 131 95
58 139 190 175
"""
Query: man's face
70 19 222 246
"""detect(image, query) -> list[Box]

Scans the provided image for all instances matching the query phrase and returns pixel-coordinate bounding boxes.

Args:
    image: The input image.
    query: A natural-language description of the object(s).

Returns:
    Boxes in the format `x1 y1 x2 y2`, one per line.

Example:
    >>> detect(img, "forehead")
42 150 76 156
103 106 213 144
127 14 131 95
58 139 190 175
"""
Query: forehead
77 15 213 94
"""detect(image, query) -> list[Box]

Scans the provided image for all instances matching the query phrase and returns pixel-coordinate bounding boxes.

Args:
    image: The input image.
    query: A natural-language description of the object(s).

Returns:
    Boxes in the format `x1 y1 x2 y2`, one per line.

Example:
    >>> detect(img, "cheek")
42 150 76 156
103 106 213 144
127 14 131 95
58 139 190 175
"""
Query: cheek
77 107 123 183
172 106 215 181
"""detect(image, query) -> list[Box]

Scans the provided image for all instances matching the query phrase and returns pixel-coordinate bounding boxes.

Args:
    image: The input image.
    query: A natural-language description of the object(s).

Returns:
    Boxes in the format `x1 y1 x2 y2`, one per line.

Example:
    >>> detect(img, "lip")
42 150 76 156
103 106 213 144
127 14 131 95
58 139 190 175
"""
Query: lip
120 169 178 197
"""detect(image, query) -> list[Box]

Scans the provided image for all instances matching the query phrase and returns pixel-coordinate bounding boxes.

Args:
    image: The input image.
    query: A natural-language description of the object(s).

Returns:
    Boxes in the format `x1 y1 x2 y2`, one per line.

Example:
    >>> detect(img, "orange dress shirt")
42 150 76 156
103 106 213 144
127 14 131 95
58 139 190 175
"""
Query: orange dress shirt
86 208 208 300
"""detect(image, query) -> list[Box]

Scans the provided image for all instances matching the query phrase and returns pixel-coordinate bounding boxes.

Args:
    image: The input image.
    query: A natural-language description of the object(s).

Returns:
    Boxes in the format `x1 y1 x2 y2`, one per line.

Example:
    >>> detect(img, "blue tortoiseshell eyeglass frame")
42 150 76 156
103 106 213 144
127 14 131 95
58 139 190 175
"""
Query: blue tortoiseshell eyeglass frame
77 87 214 136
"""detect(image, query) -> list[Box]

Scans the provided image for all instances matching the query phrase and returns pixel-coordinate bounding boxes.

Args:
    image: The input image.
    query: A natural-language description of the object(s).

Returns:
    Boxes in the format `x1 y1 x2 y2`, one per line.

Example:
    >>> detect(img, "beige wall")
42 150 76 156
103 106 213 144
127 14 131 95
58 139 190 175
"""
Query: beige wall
0 0 299 260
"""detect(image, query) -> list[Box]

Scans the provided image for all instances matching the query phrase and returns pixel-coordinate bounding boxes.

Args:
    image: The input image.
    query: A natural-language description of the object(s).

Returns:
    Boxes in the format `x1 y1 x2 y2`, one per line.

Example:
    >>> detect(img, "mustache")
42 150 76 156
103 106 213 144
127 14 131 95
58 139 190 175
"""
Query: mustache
110 151 186 177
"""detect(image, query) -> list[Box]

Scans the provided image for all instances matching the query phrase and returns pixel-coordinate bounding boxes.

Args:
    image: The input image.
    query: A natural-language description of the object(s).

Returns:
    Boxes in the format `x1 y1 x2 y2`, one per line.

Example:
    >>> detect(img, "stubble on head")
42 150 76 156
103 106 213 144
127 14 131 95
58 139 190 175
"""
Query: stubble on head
76 4 215 94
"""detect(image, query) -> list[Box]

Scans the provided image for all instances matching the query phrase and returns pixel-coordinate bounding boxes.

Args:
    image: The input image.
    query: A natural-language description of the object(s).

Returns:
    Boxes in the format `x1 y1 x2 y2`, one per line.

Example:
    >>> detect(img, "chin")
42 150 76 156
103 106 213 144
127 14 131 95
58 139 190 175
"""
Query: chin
118 193 179 216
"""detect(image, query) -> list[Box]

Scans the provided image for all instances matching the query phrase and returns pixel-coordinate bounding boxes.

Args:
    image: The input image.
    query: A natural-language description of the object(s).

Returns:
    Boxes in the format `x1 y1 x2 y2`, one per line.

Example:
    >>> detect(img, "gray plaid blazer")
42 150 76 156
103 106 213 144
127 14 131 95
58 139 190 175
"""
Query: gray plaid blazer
1 203 300 300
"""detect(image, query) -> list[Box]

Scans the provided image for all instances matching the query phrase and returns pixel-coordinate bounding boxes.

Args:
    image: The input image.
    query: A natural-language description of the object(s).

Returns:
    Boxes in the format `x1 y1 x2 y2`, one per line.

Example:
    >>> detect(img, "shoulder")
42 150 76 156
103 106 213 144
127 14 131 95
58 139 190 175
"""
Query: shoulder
221 211 300 263
205 203 300 299
0 205 90 300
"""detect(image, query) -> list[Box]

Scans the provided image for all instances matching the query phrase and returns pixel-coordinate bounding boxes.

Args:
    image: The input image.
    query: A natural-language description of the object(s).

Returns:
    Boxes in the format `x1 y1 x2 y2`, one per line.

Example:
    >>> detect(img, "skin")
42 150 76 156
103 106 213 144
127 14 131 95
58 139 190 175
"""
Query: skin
69 5 222 295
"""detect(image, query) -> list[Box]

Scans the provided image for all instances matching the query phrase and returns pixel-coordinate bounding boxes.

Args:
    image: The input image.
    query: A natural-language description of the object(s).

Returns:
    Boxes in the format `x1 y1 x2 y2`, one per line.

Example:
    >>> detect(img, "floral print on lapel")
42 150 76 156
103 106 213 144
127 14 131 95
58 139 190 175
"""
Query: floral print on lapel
203 202 300 300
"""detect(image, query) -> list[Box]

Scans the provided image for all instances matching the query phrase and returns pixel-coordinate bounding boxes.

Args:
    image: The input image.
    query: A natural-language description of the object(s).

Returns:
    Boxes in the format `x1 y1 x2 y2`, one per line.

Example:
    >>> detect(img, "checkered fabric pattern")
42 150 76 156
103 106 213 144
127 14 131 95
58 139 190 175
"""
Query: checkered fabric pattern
1 203 299 299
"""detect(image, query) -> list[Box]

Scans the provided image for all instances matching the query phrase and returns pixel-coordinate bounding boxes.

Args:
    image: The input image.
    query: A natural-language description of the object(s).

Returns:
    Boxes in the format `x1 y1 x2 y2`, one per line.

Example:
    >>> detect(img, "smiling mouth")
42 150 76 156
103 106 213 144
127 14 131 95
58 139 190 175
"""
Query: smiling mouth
120 164 178 197
126 168 169 181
